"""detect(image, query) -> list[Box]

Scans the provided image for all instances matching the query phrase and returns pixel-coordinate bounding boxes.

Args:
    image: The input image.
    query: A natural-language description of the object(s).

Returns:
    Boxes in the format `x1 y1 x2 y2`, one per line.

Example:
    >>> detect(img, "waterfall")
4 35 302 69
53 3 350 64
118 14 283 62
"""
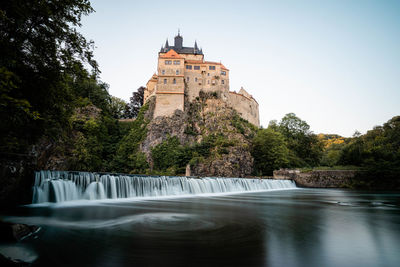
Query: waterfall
32 170 297 204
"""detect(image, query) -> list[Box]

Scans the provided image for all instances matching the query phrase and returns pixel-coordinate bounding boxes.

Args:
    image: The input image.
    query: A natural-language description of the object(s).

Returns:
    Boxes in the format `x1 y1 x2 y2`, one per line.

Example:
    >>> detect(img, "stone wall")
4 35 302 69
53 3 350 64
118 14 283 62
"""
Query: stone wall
153 93 184 118
228 91 259 126
273 169 358 188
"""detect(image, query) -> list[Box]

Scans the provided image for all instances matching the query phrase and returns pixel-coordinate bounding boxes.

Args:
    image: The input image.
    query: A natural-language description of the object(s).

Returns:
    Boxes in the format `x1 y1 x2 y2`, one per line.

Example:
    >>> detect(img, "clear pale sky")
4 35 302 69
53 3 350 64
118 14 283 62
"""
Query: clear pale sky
80 0 400 137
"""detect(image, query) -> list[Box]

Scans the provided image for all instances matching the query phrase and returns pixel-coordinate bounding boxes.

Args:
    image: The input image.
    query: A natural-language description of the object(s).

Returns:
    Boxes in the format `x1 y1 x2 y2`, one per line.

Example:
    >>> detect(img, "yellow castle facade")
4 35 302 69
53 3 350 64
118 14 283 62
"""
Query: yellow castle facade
144 33 260 127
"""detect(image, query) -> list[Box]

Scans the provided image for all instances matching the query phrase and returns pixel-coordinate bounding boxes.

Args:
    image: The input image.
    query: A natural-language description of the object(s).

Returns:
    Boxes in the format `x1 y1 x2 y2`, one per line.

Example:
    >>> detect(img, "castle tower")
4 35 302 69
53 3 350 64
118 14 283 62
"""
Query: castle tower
153 49 185 118
174 32 183 49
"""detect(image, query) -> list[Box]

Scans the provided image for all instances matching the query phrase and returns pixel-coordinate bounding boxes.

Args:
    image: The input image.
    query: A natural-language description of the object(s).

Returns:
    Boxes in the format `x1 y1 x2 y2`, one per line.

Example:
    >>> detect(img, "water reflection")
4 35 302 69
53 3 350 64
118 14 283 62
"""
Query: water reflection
1 189 400 267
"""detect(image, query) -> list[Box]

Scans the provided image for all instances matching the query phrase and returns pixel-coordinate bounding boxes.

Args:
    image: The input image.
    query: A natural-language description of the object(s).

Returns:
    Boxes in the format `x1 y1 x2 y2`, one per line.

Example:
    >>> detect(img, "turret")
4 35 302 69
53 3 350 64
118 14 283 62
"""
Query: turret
174 32 183 49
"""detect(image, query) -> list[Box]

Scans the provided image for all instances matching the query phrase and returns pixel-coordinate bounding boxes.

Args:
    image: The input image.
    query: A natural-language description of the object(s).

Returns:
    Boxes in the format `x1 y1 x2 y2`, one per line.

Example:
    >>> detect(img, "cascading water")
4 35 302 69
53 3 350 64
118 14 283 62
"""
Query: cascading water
32 170 297 203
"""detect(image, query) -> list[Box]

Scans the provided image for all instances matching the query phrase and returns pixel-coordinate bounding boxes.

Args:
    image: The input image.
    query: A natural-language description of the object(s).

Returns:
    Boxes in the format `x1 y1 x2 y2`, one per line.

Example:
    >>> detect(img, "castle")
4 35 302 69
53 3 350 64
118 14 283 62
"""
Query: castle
144 32 260 127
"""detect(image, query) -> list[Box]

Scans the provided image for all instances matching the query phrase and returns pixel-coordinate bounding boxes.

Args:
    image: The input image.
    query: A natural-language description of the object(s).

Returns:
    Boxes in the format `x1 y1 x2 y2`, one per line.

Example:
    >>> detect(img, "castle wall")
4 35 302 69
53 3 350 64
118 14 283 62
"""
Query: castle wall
183 61 230 102
153 93 184 118
181 54 204 61
228 92 260 127
144 77 157 102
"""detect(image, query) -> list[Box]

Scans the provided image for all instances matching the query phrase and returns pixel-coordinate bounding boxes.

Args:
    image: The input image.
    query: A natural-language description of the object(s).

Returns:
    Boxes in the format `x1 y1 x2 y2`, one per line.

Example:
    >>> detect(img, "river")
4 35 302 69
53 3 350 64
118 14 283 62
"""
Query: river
1 187 399 266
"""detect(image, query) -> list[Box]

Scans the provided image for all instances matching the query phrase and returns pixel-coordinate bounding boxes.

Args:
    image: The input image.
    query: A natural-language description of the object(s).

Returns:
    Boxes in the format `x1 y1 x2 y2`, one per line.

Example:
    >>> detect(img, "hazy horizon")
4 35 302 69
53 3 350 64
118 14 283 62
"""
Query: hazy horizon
80 0 400 137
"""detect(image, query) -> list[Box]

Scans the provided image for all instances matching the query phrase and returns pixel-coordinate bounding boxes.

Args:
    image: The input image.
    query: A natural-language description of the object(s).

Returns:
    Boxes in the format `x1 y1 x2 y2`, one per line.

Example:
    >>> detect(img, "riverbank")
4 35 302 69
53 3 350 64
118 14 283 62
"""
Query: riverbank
273 168 400 190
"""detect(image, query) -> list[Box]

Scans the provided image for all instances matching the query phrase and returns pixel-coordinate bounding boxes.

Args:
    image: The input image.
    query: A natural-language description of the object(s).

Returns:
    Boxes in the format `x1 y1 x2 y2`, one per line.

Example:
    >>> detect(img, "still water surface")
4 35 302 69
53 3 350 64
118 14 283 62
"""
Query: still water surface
2 189 400 267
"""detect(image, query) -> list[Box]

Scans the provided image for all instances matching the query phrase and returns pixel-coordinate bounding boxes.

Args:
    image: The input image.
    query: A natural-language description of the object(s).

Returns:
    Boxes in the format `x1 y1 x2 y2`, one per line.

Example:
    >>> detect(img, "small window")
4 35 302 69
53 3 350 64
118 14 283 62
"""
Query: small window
161 70 165 75
207 80 210 84
176 70 179 75
194 66 200 70
221 71 226 75
163 79 167 84
209 66 216 70
195 77 198 82
186 77 189 82
186 65 192 70
173 60 180 65
222 80 225 84
207 73 210 76
173 78 176 84
165 60 172 65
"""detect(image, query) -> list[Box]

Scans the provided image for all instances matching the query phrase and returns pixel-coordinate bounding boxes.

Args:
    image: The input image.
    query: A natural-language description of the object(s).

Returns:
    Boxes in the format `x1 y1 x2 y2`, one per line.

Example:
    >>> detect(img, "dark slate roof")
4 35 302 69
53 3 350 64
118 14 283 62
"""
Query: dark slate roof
161 46 203 55
160 34 203 55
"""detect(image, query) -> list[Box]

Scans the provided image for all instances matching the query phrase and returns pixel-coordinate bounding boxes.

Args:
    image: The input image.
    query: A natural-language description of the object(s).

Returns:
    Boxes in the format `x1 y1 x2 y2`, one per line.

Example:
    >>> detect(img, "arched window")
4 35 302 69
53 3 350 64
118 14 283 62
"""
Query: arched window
164 79 167 84
173 78 176 84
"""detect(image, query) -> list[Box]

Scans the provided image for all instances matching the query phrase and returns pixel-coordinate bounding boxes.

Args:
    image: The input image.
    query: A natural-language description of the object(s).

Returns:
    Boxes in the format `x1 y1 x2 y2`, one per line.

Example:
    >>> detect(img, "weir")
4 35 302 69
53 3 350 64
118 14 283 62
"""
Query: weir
32 170 297 203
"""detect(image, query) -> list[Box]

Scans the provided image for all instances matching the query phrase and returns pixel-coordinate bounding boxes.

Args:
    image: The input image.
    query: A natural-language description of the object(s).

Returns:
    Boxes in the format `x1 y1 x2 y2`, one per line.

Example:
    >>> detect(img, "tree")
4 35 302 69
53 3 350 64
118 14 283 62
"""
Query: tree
279 113 311 137
124 86 145 118
252 128 289 175
277 113 323 167
0 0 97 152
110 96 127 119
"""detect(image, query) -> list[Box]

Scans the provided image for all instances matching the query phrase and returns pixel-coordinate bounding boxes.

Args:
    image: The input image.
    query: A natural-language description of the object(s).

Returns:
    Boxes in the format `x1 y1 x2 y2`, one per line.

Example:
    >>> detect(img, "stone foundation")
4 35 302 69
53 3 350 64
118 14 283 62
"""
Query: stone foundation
273 169 358 188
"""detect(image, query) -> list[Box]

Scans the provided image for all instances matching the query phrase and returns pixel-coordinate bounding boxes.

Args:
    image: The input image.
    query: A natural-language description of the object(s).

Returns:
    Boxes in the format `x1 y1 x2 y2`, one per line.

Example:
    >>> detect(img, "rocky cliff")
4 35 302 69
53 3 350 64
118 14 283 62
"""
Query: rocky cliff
140 91 257 177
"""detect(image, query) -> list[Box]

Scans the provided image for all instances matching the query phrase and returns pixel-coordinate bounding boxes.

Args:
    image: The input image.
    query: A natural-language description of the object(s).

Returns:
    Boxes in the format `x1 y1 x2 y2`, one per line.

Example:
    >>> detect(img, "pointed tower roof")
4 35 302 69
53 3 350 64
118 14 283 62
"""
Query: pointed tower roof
160 49 183 58
159 33 203 55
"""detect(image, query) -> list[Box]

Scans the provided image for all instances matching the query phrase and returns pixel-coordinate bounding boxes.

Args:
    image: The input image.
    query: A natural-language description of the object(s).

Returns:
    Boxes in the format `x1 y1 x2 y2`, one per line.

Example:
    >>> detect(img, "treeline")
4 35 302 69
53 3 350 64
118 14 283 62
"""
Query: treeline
252 113 400 187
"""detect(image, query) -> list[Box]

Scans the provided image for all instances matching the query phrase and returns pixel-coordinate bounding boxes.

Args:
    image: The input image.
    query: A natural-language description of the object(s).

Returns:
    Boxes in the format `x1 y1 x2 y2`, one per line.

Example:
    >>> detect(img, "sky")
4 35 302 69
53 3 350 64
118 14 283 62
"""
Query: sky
80 0 400 137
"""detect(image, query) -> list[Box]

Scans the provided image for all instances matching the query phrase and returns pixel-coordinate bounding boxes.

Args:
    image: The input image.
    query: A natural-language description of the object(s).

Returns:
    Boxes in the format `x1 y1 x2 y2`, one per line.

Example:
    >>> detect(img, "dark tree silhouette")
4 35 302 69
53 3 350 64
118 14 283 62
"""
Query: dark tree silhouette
124 86 145 118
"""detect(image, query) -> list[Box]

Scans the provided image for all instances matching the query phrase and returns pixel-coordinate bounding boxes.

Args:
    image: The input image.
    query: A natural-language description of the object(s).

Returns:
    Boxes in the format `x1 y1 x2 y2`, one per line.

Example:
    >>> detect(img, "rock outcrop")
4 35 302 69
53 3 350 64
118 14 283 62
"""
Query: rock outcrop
140 92 257 177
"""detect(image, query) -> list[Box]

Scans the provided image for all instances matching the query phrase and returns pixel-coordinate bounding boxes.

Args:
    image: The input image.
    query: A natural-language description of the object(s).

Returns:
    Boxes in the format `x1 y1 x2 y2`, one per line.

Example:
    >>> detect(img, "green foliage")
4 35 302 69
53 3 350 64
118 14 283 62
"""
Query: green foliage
112 103 150 174
0 0 98 153
339 116 400 175
151 136 191 175
232 114 245 134
110 96 127 119
276 113 323 167
252 128 289 175
150 132 238 175
232 114 257 138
